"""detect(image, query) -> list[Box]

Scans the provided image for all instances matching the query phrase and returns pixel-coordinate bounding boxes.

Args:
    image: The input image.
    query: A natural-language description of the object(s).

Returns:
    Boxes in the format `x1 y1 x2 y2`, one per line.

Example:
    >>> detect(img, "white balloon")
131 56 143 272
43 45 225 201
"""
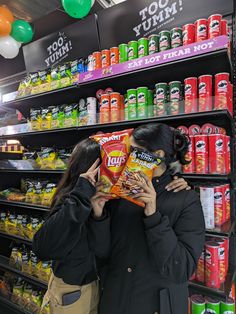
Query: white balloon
0 36 19 59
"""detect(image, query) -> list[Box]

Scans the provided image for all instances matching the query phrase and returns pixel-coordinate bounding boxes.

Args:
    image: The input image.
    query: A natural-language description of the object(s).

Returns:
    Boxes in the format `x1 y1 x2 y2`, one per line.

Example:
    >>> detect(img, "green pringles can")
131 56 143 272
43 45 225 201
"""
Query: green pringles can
119 43 128 63
159 30 171 51
148 89 154 117
137 87 148 119
138 37 149 58
124 94 129 121
191 295 206 314
221 299 235 314
127 89 137 120
170 27 183 48
155 82 168 116
128 41 138 60
148 34 159 55
169 81 183 115
206 297 220 314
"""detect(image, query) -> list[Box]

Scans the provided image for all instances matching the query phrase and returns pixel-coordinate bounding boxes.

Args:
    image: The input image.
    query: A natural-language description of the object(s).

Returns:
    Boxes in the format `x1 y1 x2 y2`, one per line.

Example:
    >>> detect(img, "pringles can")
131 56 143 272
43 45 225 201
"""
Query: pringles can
119 43 128 63
170 27 183 48
225 135 231 174
137 87 148 118
189 125 201 136
183 136 195 173
195 134 208 174
221 299 235 314
169 81 182 115
100 94 110 124
206 298 220 314
195 251 205 283
214 238 226 283
87 97 97 125
147 90 154 117
191 295 206 314
208 14 222 38
209 134 226 174
124 94 128 121
205 241 221 289
214 72 229 110
159 30 171 51
221 19 228 36
138 38 149 57
155 83 168 116
214 185 225 226
127 89 137 120
195 19 208 42
223 183 231 222
198 75 213 112
93 51 102 70
148 34 159 54
128 41 138 60
182 24 195 45
110 47 119 65
110 92 121 122
201 123 215 135
184 77 198 113
101 49 110 68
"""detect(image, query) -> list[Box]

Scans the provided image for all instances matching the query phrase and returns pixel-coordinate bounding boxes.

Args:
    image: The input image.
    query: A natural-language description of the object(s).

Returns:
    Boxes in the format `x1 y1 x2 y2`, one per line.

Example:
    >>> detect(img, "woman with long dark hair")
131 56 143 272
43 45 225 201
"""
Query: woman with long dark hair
89 123 205 314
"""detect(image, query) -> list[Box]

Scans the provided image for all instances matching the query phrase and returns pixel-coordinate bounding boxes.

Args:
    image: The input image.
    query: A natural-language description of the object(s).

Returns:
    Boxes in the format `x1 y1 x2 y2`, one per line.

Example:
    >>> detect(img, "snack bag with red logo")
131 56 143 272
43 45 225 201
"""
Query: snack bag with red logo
111 147 160 207
91 129 133 195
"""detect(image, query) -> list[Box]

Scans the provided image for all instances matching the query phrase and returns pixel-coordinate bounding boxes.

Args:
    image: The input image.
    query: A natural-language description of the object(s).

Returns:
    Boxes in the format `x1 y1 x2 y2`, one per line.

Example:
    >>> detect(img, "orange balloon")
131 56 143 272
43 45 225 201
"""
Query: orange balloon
0 14 12 36
0 6 14 23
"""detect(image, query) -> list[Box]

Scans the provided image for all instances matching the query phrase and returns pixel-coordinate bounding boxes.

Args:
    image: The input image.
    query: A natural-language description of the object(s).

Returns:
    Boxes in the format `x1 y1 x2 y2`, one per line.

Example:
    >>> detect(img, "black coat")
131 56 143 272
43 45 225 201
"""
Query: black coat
89 170 205 314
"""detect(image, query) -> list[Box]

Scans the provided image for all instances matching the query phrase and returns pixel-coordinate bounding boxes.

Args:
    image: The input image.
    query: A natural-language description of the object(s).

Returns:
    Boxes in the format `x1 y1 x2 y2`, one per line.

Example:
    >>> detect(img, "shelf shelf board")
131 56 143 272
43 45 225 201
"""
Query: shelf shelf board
0 255 47 289
0 295 32 314
205 220 235 237
0 200 50 212
0 232 32 245
182 174 231 181
0 169 64 174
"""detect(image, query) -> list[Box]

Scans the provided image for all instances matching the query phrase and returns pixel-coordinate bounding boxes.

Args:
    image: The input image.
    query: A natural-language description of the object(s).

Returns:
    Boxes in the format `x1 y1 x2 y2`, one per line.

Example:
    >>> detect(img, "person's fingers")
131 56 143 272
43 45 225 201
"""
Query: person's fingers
87 158 100 172
92 165 100 176
173 176 178 180
173 186 187 193
129 179 150 192
132 192 150 199
166 179 186 191
186 186 191 190
132 196 150 203
139 172 153 188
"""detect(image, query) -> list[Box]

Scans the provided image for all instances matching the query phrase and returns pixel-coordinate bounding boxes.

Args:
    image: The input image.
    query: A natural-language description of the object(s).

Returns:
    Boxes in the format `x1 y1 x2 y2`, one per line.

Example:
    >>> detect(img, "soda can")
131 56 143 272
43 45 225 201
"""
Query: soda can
205 241 221 289
201 123 215 135
183 136 195 173
221 299 235 314
148 34 159 54
119 43 128 63
225 136 231 174
110 47 119 65
223 184 231 222
184 77 198 113
189 124 201 136
177 125 189 135
101 49 110 68
195 19 208 42
221 20 228 36
88 54 95 71
209 134 226 174
87 97 97 125
147 90 154 117
208 14 222 39
110 92 121 122
137 87 148 119
170 27 183 48
155 83 168 116
169 81 182 115
138 38 149 57
100 94 110 124
191 295 206 314
128 41 138 60
215 73 230 110
196 251 205 283
127 89 137 120
195 134 209 174
198 75 213 112
124 94 129 121
206 297 220 314
93 51 102 70
214 238 226 283
159 30 171 51
182 24 195 45
214 185 226 226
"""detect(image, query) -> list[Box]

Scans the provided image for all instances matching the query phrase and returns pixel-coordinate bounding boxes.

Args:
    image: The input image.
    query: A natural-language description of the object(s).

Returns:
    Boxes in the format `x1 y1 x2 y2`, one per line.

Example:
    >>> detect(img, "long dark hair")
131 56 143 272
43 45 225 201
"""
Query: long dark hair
132 123 190 165
51 138 100 211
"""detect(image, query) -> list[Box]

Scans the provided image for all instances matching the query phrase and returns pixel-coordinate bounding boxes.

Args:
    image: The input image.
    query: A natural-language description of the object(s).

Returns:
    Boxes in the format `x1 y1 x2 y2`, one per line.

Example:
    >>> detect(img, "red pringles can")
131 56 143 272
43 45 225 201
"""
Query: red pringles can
177 125 189 134
208 14 222 38
195 134 208 174
198 75 213 112
223 184 231 222
214 238 227 283
184 77 198 113
205 241 220 289
195 19 208 42
209 134 226 174
228 83 233 115
214 185 226 226
101 49 110 68
110 47 119 65
183 136 195 173
93 51 102 70
214 72 230 110
201 123 215 135
221 19 228 36
189 124 201 136
225 135 231 174
100 94 110 124
182 23 195 45
195 251 205 283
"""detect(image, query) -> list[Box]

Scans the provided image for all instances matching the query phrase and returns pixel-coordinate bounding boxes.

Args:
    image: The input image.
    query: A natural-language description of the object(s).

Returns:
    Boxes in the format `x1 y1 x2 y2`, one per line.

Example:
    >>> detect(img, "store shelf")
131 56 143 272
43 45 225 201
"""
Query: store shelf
205 220 235 237
182 174 232 182
0 169 64 174
0 232 32 245
0 200 50 212
0 255 47 289
0 295 32 314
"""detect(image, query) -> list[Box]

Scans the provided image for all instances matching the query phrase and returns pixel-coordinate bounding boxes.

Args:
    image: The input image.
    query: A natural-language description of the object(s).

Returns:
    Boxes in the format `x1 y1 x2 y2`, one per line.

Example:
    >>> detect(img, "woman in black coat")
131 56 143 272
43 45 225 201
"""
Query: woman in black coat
89 123 205 314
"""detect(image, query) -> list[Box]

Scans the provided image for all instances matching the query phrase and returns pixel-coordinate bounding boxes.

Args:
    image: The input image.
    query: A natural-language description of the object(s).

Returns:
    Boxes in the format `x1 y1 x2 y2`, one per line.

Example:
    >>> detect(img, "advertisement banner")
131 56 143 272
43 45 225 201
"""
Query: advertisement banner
23 15 100 73
97 0 234 49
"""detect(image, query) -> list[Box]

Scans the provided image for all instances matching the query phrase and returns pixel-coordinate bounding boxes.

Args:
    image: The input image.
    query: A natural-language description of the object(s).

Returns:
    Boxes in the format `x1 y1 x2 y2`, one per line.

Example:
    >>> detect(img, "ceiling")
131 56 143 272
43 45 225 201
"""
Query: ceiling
0 0 126 22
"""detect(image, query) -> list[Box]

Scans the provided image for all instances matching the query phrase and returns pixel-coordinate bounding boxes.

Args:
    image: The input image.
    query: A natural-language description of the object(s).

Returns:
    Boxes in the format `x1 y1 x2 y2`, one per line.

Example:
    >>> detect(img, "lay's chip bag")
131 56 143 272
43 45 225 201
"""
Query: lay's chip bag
91 129 133 194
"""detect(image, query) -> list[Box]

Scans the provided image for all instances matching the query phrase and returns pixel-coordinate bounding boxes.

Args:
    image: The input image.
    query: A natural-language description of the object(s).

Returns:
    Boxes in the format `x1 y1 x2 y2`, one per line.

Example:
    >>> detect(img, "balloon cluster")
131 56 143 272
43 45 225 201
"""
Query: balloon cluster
0 5 34 59
62 0 95 18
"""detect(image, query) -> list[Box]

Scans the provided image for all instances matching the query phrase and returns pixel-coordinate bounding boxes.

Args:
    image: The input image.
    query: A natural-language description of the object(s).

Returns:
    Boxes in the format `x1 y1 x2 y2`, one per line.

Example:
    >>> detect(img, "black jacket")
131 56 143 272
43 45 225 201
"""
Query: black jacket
89 170 205 314
32 177 97 285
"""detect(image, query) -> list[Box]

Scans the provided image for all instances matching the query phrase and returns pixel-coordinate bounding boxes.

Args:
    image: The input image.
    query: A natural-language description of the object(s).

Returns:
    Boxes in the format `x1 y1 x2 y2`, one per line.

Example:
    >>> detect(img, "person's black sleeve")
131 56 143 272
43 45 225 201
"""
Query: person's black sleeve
143 191 205 284
32 177 95 261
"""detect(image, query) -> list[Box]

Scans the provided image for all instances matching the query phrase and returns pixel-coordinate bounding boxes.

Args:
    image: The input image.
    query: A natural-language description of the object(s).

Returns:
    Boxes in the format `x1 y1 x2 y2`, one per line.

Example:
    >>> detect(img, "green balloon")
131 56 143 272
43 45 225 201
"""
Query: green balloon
11 20 34 44
62 0 92 18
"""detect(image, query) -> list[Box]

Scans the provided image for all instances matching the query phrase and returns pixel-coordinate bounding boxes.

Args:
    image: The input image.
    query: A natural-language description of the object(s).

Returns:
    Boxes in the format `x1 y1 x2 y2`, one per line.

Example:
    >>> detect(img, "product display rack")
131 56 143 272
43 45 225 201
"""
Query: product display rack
0 26 235 314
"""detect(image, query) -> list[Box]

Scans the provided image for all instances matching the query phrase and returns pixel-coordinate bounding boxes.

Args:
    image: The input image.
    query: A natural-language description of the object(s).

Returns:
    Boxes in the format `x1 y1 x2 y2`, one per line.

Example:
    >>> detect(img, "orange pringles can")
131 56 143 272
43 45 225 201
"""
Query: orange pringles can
101 49 110 68
110 47 119 65
93 51 102 70
110 92 121 122
208 134 226 174
100 94 110 124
